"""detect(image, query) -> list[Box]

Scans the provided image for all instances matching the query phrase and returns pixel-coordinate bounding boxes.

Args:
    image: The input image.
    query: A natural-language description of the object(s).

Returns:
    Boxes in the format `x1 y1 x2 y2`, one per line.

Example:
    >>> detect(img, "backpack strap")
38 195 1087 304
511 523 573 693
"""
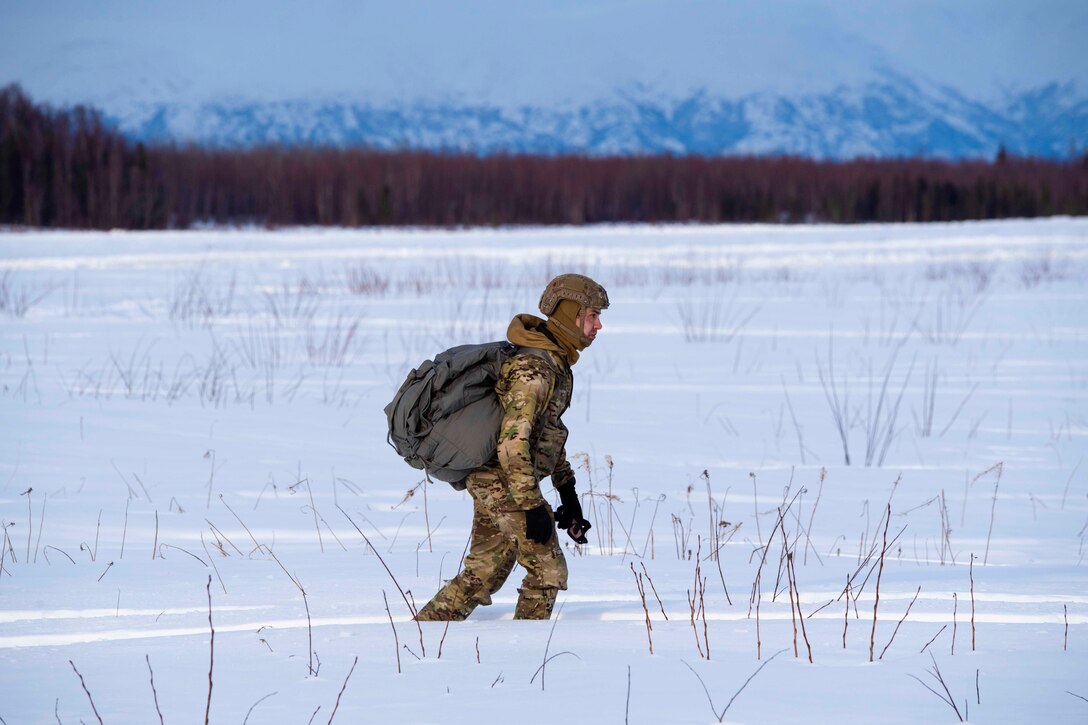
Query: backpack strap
513 345 573 416
515 345 561 372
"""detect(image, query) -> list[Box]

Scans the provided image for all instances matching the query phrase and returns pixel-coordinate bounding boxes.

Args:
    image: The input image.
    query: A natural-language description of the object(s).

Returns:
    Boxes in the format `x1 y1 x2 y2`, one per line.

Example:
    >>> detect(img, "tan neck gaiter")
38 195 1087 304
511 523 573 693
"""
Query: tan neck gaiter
545 299 585 366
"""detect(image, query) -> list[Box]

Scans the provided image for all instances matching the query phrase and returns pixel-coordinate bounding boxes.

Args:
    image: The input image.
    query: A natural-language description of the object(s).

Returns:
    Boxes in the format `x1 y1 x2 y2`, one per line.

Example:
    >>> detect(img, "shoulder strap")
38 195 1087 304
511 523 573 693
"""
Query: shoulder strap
513 345 573 416
515 345 561 372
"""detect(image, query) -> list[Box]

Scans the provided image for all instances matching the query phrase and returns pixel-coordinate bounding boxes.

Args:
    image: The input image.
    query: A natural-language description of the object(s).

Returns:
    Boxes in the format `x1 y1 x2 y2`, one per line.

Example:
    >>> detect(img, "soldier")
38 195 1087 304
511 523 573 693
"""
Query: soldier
415 274 608 621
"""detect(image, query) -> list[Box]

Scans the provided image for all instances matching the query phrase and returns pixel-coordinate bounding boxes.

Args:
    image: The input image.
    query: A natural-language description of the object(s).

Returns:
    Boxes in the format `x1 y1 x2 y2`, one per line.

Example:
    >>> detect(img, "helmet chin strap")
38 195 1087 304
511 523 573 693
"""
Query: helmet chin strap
573 312 593 348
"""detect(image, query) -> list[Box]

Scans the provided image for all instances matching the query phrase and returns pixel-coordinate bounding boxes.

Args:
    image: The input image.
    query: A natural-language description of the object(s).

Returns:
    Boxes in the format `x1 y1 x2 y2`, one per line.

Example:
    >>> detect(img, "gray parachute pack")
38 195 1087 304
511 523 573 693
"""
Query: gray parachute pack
384 341 553 488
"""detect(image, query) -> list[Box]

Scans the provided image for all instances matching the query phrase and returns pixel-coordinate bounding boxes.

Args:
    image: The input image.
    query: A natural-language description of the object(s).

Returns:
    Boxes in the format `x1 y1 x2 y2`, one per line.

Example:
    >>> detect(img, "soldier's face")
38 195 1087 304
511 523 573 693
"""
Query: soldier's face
578 307 603 344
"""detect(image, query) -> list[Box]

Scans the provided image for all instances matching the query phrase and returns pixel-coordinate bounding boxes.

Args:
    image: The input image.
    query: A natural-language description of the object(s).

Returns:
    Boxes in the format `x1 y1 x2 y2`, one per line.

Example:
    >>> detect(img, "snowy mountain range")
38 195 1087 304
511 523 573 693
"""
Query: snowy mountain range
105 74 1086 160
6 2 1084 159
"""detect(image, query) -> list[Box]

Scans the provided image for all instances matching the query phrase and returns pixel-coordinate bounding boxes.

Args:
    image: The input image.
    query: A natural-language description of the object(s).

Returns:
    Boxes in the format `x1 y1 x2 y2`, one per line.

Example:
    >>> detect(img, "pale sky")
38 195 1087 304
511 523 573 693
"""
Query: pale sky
1 0 1085 107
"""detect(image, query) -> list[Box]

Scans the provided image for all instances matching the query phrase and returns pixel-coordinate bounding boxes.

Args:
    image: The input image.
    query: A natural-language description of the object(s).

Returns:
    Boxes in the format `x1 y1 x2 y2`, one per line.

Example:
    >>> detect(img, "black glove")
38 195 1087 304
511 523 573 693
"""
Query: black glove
524 504 554 545
555 483 592 545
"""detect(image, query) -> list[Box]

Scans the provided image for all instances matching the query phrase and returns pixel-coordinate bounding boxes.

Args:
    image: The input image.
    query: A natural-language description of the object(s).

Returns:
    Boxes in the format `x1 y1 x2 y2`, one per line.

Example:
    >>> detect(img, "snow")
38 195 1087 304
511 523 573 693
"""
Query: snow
1 218 1087 723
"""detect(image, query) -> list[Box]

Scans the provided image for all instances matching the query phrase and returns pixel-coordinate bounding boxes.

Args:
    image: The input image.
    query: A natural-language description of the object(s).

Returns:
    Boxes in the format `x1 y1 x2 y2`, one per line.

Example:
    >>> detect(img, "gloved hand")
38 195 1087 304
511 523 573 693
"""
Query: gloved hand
524 504 554 544
555 483 592 545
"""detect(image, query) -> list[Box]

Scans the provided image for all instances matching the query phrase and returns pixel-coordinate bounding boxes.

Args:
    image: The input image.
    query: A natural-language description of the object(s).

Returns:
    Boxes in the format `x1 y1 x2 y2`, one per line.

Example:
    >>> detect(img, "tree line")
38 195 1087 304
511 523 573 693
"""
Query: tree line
3 84 1086 230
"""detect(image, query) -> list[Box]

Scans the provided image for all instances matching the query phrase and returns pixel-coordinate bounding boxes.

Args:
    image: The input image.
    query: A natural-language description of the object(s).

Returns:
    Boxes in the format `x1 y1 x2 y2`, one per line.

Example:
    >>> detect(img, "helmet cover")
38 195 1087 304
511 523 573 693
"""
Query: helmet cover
538 274 610 317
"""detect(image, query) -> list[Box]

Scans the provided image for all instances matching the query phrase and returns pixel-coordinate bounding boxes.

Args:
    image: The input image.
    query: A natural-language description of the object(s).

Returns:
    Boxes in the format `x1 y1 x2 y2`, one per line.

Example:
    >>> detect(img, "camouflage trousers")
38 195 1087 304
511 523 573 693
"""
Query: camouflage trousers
416 468 568 621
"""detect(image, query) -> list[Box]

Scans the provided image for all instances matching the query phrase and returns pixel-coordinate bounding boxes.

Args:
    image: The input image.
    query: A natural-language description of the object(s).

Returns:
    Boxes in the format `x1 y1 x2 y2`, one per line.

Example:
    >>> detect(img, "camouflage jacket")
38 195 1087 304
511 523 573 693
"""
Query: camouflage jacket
489 348 576 509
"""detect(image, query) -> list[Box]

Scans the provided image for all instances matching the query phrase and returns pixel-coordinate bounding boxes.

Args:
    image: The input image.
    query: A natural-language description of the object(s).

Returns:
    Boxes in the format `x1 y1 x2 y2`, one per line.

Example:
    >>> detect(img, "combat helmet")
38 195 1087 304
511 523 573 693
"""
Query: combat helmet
538 274 610 316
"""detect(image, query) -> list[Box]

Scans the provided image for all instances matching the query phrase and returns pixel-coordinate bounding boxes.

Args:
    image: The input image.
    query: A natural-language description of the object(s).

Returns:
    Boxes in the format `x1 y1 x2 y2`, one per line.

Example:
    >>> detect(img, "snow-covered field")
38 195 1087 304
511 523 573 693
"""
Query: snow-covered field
2 219 1086 723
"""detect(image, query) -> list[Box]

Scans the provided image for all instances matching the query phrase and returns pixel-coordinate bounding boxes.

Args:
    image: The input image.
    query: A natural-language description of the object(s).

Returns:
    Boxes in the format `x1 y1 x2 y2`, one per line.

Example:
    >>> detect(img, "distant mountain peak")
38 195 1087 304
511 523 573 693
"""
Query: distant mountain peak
104 76 1085 160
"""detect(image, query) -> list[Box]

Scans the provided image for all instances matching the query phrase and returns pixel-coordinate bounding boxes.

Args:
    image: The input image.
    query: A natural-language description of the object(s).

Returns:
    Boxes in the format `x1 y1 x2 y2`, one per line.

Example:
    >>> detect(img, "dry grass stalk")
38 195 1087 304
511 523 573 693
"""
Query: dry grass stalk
683 648 787 723
702 470 717 560
606 455 616 555
224 497 319 674
422 476 432 552
33 491 47 563
880 585 922 659
687 539 710 659
303 477 325 553
699 574 710 659
200 531 228 594
631 563 654 654
146 654 164 724
750 472 763 547
784 543 799 658
640 493 665 559
530 602 575 691
970 555 976 651
205 449 217 509
21 488 32 562
640 562 669 620
1 522 12 575
80 509 102 562
205 575 214 725
921 625 947 653
243 692 277 725
782 377 809 465
205 519 244 556
748 506 793 659
971 462 1003 565
43 544 76 565
68 659 104 725
218 497 262 553
338 505 426 657
951 592 958 655
159 543 208 567
120 498 129 560
687 586 704 659
803 468 827 565
788 551 813 663
1061 458 1082 511
382 590 401 673
327 656 358 724
625 665 632 724
844 515 905 606
438 621 451 659
869 503 891 662
939 490 955 565
599 488 629 558
672 515 693 560
843 576 851 648
96 561 114 582
908 653 966 721
713 545 734 606
815 332 851 465
1065 604 1069 651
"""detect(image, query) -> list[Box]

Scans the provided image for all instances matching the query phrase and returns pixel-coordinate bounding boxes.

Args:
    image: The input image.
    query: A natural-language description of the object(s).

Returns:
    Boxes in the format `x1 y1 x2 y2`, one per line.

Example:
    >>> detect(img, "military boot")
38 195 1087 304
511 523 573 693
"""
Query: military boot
415 601 471 621
513 587 558 620
415 590 477 621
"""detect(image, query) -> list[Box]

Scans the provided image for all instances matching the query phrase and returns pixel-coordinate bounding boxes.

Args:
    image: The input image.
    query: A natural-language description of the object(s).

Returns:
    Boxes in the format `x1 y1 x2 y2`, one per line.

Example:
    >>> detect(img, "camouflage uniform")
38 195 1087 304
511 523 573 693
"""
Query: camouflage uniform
416 348 575 621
